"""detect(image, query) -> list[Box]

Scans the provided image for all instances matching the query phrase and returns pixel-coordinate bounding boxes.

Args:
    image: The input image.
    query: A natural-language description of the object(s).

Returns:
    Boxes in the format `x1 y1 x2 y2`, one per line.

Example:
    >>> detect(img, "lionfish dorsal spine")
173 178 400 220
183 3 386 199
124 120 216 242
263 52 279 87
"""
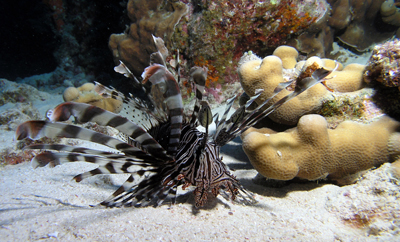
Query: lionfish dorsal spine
142 64 183 157
189 66 208 127
152 34 168 66
198 100 212 147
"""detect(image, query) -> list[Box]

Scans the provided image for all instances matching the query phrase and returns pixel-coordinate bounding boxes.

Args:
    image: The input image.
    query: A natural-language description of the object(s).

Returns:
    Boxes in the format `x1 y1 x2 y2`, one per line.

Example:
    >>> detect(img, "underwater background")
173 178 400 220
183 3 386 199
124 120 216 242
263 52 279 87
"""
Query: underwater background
1 0 400 241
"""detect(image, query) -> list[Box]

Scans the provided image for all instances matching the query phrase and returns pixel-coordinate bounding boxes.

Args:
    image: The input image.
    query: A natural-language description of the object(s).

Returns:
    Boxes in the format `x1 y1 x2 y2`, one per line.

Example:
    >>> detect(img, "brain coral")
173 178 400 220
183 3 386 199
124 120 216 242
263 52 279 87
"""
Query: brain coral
241 114 400 183
238 46 366 125
63 83 122 113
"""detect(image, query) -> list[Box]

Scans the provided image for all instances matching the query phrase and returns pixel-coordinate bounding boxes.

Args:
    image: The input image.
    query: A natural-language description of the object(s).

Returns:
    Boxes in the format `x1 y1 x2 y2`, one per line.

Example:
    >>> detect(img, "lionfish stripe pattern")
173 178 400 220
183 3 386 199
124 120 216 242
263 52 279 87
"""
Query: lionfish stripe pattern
16 36 337 208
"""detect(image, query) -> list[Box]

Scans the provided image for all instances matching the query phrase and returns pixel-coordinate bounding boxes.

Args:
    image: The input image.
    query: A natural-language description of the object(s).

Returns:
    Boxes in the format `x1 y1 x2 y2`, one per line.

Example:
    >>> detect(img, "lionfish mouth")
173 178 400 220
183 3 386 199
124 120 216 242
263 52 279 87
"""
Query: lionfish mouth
15 35 336 208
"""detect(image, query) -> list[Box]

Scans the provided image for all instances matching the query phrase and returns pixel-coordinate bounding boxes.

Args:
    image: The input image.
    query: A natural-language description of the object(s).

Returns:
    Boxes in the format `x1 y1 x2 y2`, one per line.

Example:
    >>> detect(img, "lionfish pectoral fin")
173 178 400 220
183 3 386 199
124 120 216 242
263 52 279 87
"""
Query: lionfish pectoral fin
273 81 294 93
100 175 136 207
214 95 237 139
312 61 338 80
31 152 60 169
244 89 264 109
239 64 339 131
49 102 171 161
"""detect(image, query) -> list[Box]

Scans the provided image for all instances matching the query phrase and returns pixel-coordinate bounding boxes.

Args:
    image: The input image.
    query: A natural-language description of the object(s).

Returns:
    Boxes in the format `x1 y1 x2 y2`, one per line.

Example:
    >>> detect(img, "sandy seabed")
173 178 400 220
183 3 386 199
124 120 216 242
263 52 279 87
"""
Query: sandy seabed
0 92 400 242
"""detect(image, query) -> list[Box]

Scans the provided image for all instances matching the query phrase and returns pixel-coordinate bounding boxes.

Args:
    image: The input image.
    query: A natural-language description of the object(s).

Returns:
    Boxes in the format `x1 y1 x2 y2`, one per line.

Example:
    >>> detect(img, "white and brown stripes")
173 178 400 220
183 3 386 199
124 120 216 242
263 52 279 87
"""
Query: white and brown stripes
16 120 158 161
189 66 208 126
142 64 183 157
47 102 171 161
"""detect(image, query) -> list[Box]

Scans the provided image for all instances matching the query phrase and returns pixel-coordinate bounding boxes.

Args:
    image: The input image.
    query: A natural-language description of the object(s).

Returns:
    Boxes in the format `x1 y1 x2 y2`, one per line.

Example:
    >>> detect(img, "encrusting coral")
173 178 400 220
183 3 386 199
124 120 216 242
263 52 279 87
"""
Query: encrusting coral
381 0 400 27
364 39 400 88
109 0 188 77
241 114 400 183
238 46 366 125
291 0 397 56
364 39 400 120
63 83 123 113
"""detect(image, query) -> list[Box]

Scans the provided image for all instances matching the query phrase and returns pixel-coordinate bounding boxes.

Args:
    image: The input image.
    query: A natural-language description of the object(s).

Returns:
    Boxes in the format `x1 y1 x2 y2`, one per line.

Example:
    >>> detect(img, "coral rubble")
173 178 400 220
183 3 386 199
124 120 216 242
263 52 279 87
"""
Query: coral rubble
241 114 400 184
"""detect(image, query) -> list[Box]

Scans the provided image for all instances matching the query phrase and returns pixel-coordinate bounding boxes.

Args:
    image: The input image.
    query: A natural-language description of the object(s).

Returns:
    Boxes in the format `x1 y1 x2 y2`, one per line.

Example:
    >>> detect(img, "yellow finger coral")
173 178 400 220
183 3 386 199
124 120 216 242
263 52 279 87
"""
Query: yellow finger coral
63 83 123 113
241 114 400 184
239 47 366 125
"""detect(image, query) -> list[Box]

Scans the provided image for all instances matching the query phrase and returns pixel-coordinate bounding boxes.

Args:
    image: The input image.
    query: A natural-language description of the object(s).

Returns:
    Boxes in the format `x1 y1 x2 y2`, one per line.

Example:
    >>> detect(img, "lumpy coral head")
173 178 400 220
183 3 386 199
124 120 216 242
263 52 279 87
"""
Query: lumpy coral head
241 114 400 182
63 83 123 113
239 55 329 125
239 46 367 125
109 0 188 77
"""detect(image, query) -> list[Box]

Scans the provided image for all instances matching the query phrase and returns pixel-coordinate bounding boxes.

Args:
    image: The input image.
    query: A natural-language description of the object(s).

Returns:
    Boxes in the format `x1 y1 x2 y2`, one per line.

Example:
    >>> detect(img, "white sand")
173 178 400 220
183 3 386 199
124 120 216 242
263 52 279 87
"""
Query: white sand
1 90 400 241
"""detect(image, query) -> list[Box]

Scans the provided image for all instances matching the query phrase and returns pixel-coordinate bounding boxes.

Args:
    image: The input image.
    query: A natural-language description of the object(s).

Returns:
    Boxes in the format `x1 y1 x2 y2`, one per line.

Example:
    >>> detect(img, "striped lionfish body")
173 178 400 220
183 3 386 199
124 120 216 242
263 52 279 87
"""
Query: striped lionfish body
16 36 337 208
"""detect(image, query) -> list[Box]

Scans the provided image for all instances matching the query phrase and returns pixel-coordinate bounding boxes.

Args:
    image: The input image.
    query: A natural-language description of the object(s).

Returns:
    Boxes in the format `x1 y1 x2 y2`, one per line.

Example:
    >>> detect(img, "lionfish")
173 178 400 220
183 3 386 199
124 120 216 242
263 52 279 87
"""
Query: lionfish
15 36 336 208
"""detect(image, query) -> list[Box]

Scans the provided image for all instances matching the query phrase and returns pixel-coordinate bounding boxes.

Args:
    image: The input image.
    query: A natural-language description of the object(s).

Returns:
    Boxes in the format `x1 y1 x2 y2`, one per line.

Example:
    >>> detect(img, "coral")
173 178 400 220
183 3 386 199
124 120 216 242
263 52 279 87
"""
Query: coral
364 39 400 120
239 54 327 125
241 114 400 183
324 63 366 92
381 0 400 27
109 0 188 77
291 0 397 57
390 158 400 179
42 0 65 31
63 83 123 113
272 45 299 69
334 0 394 52
168 0 329 102
318 90 368 128
238 47 366 125
364 39 400 88
0 103 41 131
0 79 50 106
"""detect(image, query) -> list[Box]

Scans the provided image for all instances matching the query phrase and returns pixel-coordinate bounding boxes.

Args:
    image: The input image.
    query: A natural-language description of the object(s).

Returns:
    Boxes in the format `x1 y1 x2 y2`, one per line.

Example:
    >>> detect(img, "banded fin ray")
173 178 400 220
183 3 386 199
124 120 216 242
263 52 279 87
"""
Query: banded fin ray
213 95 237 143
100 168 178 208
141 64 183 157
189 66 208 126
47 102 171 161
25 144 160 167
94 81 167 124
31 152 157 182
16 121 160 162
